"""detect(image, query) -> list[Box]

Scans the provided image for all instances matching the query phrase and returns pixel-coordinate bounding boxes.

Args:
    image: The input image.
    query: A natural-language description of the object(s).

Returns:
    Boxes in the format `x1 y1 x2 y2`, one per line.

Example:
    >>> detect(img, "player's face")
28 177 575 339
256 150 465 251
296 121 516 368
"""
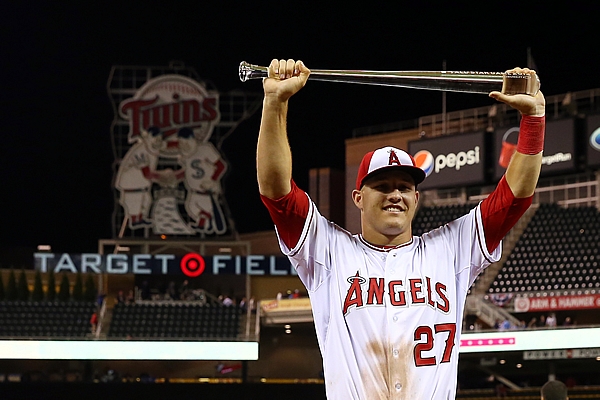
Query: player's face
178 137 197 155
353 170 419 246
143 134 163 154
150 135 163 151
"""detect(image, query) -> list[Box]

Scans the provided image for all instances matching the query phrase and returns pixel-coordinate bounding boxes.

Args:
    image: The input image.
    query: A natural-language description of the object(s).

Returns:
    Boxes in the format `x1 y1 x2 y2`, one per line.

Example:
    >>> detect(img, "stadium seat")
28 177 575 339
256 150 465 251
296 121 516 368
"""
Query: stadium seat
488 204 600 295
107 301 241 340
0 300 96 339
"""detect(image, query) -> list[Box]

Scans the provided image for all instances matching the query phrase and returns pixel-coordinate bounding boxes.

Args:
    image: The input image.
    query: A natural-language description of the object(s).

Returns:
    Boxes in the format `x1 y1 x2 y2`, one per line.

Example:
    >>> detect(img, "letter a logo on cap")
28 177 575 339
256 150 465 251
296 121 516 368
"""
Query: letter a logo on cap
388 149 401 166
356 146 427 190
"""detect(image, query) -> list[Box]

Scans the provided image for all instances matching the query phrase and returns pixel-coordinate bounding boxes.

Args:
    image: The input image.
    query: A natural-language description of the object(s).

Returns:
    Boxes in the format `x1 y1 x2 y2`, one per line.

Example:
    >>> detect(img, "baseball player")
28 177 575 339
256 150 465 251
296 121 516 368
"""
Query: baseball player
115 126 173 229
257 59 545 399
176 127 228 234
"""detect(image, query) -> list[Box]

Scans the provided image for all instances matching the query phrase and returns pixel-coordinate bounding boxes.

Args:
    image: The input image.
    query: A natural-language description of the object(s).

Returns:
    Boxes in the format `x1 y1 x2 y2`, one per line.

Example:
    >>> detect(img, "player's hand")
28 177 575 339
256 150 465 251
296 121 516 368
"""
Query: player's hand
157 169 176 187
489 67 545 117
263 59 310 102
200 179 220 194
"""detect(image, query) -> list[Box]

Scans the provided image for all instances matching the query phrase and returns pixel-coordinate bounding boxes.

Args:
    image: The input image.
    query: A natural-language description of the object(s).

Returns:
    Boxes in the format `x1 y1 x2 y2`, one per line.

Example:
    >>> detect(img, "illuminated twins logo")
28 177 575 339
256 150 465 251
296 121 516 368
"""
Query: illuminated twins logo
119 74 220 144
591 127 600 152
114 75 229 236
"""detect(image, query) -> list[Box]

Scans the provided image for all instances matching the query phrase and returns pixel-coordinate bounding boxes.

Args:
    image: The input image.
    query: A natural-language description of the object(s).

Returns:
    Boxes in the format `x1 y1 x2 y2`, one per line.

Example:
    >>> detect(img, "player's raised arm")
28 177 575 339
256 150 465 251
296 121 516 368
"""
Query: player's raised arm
480 68 546 253
257 59 310 199
489 67 545 197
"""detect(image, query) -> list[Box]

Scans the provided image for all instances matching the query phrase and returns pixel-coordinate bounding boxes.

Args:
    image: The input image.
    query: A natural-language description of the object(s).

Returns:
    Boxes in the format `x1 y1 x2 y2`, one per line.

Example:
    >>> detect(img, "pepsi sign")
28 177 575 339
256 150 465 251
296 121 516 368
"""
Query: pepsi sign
408 131 486 190
587 114 600 167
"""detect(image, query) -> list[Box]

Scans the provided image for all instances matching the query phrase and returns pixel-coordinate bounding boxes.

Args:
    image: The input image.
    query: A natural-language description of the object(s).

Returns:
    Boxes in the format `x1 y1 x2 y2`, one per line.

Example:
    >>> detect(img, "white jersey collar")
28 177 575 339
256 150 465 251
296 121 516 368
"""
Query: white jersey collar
358 234 415 252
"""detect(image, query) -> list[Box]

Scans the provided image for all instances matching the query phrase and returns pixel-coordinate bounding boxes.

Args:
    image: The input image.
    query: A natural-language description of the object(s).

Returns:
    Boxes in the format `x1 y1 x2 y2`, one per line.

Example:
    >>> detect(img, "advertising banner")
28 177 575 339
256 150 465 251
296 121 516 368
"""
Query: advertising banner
524 348 600 360
459 327 600 353
408 131 486 190
586 114 600 167
514 294 600 312
493 119 576 180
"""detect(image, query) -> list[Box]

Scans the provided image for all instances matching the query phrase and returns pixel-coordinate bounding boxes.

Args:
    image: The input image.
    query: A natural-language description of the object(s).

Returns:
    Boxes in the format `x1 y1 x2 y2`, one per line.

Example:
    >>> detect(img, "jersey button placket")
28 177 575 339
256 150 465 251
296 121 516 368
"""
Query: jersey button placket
386 250 399 324
389 250 404 397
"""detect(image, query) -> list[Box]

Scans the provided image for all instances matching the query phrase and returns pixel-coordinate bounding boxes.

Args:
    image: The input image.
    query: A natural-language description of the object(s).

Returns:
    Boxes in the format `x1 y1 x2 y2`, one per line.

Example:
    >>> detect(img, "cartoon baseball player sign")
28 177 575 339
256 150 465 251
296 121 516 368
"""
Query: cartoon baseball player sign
175 127 227 235
257 59 545 399
116 74 229 236
115 126 174 229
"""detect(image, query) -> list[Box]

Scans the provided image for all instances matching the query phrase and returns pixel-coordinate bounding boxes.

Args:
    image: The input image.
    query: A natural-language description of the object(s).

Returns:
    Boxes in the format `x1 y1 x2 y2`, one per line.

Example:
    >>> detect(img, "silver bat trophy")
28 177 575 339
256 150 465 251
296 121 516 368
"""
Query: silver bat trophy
239 61 540 96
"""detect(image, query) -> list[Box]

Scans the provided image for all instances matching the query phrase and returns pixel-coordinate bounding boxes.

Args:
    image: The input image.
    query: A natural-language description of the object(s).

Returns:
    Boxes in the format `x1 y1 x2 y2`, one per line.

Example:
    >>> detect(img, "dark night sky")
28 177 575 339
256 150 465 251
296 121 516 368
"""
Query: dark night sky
1 1 597 257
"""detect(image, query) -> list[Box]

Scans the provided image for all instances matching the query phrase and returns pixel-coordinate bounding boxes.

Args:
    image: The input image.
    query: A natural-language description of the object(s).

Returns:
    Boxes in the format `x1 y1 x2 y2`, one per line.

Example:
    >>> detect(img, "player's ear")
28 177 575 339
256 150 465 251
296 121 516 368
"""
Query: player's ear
352 189 363 210
412 190 420 217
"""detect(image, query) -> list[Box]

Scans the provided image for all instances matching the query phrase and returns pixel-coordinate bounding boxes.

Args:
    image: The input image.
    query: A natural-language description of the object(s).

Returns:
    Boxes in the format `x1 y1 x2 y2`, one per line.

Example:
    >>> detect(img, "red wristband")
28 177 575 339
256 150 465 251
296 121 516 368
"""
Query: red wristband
516 115 545 155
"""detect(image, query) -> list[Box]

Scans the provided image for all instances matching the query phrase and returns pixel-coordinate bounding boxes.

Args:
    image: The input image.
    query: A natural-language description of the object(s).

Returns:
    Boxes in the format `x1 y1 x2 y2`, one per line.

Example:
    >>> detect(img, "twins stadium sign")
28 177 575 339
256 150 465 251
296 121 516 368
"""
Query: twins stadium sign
113 72 231 237
34 253 297 276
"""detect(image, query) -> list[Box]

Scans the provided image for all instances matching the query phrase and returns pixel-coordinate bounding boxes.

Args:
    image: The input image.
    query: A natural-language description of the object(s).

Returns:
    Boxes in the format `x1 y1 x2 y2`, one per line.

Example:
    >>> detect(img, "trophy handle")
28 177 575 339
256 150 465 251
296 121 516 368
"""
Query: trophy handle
239 61 540 96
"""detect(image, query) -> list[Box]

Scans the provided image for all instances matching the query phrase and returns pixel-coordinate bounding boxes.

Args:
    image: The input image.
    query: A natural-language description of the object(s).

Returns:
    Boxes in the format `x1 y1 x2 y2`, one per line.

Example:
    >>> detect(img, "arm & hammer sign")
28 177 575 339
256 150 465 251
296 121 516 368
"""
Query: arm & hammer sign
34 253 296 276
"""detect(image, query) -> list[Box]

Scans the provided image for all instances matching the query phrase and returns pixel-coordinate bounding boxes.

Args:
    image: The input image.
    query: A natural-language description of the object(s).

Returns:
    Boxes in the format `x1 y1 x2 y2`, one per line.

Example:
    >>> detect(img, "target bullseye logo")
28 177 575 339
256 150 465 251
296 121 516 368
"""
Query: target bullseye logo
180 253 205 277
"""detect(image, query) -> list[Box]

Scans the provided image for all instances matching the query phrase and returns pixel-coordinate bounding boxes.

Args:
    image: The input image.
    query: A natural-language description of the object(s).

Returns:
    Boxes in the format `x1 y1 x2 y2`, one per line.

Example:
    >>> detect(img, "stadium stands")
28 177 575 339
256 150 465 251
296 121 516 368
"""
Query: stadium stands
0 300 95 338
412 201 600 296
412 203 476 237
108 302 241 339
489 203 600 294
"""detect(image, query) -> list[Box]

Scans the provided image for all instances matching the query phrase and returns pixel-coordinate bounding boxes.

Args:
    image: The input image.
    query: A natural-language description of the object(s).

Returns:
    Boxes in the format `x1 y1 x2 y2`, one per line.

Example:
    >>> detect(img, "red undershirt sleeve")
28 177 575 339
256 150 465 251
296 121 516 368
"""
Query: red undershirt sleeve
260 180 310 250
480 115 544 253
480 176 532 254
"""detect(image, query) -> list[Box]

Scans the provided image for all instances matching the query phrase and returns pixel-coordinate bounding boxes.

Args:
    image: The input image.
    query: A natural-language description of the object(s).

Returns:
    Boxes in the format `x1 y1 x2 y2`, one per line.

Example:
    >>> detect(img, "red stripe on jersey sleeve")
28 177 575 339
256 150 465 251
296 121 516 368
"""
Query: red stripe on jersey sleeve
211 159 226 180
141 166 159 180
260 180 310 250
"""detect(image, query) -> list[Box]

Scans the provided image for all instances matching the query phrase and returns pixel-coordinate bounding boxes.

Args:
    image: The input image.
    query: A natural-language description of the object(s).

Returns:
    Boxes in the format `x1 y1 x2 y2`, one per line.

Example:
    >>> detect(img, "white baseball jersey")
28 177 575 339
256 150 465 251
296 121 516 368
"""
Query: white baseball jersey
276 195 501 400
116 142 159 190
179 142 224 192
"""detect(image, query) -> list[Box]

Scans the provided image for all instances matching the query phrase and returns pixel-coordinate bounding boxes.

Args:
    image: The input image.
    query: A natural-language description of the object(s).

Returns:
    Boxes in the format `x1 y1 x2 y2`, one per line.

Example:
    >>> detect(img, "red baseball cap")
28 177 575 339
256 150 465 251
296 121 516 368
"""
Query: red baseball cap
356 146 426 190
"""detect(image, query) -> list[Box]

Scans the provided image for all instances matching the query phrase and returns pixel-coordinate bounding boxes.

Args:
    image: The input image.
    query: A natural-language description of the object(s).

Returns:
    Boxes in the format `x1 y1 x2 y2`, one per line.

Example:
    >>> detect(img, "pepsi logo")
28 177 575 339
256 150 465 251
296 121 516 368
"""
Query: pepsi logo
590 127 600 151
414 150 434 177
